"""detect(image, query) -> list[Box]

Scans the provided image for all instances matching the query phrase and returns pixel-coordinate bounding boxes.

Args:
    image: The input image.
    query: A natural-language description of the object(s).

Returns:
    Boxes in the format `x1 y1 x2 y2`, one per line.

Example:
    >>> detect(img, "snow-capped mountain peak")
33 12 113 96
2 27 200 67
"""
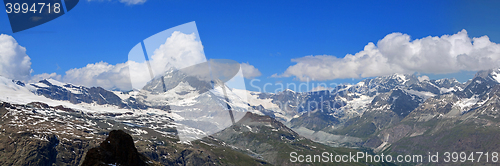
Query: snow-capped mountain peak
491 68 500 83
45 78 66 87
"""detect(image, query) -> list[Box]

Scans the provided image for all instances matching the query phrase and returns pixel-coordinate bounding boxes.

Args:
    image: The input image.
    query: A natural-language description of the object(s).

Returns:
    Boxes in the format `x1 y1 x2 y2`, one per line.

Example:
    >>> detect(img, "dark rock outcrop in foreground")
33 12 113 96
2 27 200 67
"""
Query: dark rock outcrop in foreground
81 130 156 166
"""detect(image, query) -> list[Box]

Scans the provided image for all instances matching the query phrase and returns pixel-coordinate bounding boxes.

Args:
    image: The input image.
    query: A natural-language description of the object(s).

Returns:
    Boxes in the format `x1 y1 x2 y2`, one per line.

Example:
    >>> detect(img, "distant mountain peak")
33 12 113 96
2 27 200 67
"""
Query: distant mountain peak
473 68 500 83
385 73 418 83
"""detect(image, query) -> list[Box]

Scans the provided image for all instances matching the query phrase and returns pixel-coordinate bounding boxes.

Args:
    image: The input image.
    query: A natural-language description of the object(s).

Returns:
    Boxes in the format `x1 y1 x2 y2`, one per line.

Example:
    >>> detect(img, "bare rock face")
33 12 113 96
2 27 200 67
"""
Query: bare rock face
0 132 59 165
81 130 153 166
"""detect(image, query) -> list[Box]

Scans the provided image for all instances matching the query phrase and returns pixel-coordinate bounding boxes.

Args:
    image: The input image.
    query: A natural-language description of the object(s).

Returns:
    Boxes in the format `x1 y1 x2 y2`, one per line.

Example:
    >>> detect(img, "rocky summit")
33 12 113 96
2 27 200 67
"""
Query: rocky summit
81 130 156 166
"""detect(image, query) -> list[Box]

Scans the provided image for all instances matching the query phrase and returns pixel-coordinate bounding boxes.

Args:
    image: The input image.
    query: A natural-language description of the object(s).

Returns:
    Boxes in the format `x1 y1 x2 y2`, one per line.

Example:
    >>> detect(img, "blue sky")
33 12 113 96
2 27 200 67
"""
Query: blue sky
1 0 500 92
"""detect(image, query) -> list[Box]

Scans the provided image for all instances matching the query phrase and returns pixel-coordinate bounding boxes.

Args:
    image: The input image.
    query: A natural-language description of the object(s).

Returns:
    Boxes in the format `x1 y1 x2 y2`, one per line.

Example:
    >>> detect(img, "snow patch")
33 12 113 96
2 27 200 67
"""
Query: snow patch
455 96 479 112
46 79 65 87
405 90 436 100
492 69 500 83
394 73 407 84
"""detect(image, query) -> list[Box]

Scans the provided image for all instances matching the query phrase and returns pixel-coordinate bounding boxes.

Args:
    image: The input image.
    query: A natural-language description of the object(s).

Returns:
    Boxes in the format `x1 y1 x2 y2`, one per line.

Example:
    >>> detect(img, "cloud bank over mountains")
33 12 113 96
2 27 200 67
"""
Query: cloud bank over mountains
55 31 210 90
2 29 499 90
0 32 261 91
277 30 500 81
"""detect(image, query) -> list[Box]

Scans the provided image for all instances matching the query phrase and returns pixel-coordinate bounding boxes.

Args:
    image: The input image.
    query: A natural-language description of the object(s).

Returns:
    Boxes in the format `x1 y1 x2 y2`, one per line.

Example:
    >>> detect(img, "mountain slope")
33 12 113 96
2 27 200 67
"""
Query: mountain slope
0 101 271 165
210 112 386 165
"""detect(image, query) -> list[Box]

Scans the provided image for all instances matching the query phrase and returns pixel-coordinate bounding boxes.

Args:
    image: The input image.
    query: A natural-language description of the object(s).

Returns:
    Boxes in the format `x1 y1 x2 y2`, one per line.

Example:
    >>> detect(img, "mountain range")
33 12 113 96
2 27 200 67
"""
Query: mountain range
239 68 500 164
2 67 500 165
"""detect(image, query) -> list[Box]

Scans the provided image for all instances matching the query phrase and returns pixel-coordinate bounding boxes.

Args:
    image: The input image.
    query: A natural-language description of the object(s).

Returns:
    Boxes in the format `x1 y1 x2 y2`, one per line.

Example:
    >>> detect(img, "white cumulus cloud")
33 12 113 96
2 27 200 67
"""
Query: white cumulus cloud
149 31 206 75
127 31 206 90
0 34 32 81
278 30 500 81
240 62 262 79
417 75 430 82
62 62 132 90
